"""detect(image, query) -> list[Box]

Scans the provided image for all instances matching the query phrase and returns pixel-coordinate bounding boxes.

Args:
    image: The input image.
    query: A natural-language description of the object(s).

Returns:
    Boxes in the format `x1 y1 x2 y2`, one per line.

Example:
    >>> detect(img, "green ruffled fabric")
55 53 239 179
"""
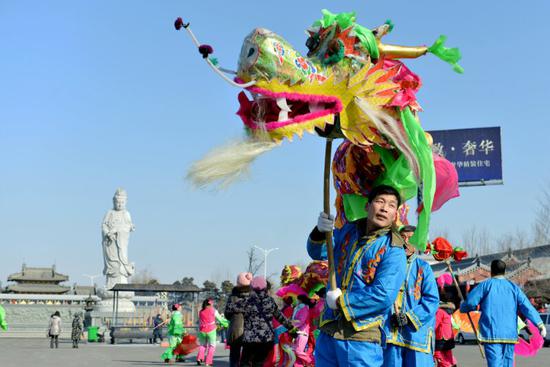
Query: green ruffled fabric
342 146 417 223
314 9 356 29
400 107 436 251
0 305 7 331
373 146 418 201
342 193 369 223
428 35 464 73
313 9 379 59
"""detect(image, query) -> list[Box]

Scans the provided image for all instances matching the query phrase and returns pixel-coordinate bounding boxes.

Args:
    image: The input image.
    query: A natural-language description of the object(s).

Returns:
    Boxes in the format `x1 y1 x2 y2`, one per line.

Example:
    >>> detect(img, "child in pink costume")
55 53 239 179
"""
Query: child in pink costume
434 302 457 367
293 295 313 367
197 299 228 366
306 296 325 365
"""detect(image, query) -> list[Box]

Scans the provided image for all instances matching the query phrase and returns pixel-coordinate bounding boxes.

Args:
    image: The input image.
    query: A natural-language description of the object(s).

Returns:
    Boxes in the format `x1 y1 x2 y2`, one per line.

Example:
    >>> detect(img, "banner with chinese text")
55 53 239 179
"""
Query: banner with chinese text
428 127 503 186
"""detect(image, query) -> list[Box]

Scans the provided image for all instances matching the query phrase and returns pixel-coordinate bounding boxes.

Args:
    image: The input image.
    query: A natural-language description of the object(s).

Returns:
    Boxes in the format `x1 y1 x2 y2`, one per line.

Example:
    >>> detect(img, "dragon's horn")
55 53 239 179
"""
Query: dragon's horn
378 35 463 73
174 17 256 88
377 42 428 59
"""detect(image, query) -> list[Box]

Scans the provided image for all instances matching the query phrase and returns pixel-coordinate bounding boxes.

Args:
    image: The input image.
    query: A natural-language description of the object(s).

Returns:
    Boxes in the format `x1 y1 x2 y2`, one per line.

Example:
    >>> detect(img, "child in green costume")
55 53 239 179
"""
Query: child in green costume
162 304 187 363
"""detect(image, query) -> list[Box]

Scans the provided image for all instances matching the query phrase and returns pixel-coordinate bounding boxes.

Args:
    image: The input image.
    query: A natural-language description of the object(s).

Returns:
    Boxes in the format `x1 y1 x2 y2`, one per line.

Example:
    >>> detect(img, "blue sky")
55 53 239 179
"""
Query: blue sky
1 1 549 288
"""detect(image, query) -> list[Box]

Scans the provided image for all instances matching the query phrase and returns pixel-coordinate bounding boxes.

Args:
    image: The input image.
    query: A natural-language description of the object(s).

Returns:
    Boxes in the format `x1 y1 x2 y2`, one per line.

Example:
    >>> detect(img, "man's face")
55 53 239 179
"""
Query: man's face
366 193 398 230
400 231 415 256
114 197 126 211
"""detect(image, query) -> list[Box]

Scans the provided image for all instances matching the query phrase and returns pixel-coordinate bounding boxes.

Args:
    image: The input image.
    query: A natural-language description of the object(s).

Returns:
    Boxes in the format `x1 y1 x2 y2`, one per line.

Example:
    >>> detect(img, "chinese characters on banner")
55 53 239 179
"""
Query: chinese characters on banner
428 127 503 186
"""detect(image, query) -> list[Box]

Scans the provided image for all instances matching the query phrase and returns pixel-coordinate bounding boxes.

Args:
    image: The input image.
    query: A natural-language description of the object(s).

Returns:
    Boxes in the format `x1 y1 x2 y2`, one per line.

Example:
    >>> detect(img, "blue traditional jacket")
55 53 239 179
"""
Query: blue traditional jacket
307 222 406 333
460 277 543 344
384 255 439 353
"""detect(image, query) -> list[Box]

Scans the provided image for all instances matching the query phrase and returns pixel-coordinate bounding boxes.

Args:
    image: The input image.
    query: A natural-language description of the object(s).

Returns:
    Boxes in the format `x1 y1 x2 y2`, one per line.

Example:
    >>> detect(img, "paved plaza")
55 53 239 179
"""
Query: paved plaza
0 338 549 367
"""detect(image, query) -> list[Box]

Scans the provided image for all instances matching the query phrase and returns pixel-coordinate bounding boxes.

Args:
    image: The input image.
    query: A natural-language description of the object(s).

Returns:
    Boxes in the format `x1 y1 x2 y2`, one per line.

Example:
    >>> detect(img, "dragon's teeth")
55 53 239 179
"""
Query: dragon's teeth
276 97 291 112
278 110 289 122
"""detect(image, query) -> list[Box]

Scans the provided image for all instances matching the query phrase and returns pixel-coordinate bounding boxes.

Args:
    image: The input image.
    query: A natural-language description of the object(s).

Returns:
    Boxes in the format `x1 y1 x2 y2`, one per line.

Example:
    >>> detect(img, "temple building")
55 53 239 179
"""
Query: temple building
431 244 550 287
429 244 550 311
5 264 70 294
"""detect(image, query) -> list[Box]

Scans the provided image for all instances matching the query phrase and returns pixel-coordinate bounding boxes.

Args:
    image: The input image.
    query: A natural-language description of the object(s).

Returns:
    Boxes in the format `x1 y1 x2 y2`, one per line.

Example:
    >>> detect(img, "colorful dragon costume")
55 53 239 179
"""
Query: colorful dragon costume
176 9 462 249
276 261 329 367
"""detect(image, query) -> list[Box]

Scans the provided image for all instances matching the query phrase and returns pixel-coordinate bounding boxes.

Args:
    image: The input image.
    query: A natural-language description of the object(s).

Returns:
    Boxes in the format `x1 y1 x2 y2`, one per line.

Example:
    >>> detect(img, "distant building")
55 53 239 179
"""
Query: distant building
72 284 97 296
431 244 550 288
5 264 70 294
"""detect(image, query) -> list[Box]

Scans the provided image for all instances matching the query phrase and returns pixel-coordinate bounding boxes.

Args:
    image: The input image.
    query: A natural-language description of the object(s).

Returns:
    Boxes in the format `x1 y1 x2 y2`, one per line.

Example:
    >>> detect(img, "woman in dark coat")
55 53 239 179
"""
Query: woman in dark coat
224 272 253 367
225 276 295 367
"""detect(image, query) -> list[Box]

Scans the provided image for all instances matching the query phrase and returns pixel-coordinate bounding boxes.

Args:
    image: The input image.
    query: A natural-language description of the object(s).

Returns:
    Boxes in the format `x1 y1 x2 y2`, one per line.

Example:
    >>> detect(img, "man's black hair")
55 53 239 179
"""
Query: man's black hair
368 185 402 207
491 259 506 276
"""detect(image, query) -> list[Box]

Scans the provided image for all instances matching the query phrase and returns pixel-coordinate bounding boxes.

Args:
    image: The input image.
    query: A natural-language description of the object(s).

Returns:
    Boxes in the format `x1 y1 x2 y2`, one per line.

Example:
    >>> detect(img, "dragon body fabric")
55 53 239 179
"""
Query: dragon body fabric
184 10 462 249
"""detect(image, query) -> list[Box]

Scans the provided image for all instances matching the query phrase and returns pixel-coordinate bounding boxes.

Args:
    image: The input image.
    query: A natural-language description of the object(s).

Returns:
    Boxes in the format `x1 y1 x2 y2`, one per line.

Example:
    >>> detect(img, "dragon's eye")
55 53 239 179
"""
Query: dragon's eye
239 43 259 70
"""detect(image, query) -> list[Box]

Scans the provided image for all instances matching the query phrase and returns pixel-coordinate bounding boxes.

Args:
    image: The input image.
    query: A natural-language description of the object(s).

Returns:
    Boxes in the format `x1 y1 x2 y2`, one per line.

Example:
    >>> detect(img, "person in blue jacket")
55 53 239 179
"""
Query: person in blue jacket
460 259 547 367
307 184 407 367
383 225 439 366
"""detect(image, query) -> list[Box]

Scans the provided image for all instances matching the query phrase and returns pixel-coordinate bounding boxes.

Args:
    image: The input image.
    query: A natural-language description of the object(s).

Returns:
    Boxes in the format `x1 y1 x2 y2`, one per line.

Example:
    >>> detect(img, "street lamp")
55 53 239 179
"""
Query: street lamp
83 274 101 287
254 245 279 279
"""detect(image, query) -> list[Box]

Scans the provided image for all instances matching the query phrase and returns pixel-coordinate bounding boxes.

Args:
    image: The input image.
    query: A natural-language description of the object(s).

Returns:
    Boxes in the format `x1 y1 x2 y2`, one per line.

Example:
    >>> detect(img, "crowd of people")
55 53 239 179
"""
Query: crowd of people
27 187 546 367
159 184 545 367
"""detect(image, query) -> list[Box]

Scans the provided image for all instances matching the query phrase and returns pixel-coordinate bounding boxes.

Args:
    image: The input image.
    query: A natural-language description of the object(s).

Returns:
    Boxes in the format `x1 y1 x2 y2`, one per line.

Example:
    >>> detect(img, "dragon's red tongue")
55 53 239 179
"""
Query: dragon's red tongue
236 91 254 129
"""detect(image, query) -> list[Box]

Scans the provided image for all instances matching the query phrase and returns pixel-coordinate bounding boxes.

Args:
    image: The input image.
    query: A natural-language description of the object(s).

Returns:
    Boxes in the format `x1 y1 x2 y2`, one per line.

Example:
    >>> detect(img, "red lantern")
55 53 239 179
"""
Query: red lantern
431 237 454 261
453 247 468 262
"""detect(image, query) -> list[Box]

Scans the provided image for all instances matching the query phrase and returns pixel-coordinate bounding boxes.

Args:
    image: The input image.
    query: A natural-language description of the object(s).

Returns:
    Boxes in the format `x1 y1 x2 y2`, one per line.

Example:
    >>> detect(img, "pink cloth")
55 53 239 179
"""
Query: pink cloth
197 344 215 365
435 308 454 341
515 320 544 357
199 307 216 333
293 334 311 367
292 304 310 334
309 299 324 320
432 154 460 212
434 350 457 367
417 154 460 214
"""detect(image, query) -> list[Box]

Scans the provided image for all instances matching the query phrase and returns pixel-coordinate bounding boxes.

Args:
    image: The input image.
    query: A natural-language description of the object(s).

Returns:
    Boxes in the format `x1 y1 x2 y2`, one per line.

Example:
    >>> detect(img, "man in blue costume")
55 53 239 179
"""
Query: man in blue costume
460 259 546 367
308 185 407 367
383 225 439 366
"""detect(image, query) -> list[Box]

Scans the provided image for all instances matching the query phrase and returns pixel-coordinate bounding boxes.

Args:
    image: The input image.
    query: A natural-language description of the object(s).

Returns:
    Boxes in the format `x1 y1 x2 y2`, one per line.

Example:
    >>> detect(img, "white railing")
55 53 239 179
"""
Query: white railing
0 293 166 306
0 293 101 305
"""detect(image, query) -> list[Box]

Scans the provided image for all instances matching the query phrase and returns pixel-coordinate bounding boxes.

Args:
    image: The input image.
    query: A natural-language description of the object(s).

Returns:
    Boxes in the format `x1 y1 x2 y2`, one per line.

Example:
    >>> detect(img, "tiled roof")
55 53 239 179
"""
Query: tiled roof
6 283 71 294
8 266 68 282
431 244 550 275
73 286 96 295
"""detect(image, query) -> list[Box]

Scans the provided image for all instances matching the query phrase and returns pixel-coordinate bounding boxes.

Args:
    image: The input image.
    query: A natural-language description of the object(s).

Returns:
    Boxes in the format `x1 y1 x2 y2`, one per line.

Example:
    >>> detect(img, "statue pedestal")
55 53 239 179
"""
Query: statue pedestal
96 297 136 314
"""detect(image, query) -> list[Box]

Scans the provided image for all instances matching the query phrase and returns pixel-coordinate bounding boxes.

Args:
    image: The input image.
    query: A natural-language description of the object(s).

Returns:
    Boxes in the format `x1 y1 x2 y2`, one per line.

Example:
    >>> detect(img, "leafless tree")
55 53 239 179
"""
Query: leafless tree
431 227 451 240
461 225 493 256
495 229 532 253
130 268 159 284
246 247 264 275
